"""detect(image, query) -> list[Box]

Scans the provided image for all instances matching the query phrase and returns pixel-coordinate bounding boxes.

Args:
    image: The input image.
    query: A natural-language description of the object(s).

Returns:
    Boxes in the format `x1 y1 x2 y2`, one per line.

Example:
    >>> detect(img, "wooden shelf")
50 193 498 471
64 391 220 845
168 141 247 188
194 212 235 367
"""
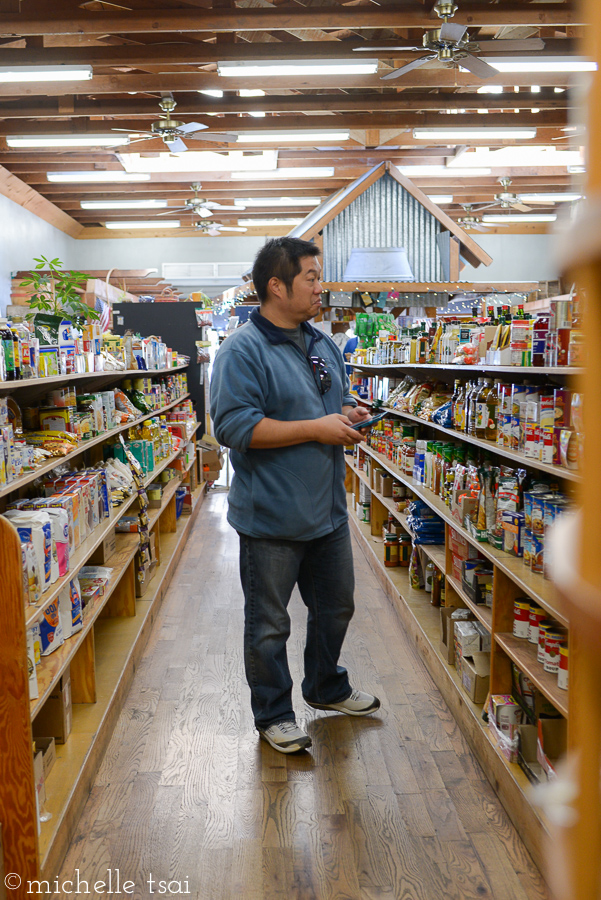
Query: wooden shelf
376 406 581 485
0 392 191 500
495 632 568 719
147 476 181 529
0 365 188 393
446 573 493 633
37 482 206 876
353 362 583 377
361 444 567 626
348 499 551 874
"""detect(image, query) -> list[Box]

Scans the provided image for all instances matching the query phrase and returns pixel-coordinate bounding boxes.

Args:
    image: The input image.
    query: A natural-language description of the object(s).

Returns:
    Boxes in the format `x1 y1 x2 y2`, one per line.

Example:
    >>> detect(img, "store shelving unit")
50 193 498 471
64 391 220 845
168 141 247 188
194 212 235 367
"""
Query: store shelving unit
0 363 204 895
346 355 574 872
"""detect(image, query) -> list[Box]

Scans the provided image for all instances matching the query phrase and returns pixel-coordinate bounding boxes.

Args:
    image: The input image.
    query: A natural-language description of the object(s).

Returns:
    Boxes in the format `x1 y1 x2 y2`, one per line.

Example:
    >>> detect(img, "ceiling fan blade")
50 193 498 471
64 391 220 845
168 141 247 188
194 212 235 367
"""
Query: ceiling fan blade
186 131 238 143
353 44 422 52
380 54 436 80
471 202 497 211
473 224 488 232
219 226 248 232
511 202 533 212
155 207 187 216
439 22 468 44
194 207 214 217
165 136 188 152
112 128 153 135
178 121 207 134
520 199 555 206
209 204 246 211
476 38 545 52
457 52 499 79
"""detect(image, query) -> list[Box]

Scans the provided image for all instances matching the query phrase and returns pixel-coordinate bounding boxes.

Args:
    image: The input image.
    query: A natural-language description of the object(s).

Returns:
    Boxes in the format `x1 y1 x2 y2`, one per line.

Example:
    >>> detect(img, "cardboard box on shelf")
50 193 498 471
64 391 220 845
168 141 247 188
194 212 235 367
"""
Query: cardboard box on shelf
381 475 394 497
460 652 491 704
32 668 72 744
35 736 56 781
33 748 46 809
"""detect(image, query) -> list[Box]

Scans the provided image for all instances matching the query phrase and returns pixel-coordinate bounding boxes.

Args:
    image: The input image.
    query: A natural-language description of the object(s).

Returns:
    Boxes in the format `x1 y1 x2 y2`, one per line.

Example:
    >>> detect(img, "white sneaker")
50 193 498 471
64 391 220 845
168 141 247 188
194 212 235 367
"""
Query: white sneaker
259 721 312 754
305 689 381 717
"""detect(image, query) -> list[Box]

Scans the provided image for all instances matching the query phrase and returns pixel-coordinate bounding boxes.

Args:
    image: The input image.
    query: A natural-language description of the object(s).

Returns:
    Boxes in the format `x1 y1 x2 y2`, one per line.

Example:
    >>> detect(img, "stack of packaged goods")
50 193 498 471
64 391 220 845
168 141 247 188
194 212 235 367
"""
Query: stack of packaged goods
364 415 574 581
0 372 188 487
0 314 185 382
349 296 581 371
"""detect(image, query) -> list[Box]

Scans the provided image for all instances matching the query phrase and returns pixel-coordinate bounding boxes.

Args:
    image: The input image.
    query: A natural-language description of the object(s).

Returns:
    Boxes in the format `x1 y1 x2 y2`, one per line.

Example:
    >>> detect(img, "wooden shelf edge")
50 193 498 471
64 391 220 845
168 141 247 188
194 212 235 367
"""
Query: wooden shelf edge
352 362 583 376
0 365 188 394
38 483 204 878
348 509 551 877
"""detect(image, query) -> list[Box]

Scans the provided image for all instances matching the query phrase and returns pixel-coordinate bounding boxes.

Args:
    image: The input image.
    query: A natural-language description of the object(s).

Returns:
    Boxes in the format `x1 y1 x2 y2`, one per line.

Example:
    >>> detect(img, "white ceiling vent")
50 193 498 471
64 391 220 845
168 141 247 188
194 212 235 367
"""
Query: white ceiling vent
162 262 252 282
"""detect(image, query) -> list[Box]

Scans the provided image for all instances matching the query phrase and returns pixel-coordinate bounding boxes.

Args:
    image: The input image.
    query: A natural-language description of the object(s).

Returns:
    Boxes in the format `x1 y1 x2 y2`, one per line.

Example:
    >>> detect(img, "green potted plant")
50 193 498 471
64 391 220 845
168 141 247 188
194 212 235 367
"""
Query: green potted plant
20 255 100 325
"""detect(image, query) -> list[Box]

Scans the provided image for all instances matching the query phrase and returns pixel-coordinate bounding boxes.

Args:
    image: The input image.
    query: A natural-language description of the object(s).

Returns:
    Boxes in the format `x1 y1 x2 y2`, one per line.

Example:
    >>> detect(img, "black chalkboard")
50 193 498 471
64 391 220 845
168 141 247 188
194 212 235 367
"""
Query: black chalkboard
112 303 206 426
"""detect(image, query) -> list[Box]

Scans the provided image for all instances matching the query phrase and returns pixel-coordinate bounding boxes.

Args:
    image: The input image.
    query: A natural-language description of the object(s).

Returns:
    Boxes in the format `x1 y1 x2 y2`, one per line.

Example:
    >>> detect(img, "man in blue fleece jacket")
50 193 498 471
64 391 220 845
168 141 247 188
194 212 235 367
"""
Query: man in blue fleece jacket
210 237 381 754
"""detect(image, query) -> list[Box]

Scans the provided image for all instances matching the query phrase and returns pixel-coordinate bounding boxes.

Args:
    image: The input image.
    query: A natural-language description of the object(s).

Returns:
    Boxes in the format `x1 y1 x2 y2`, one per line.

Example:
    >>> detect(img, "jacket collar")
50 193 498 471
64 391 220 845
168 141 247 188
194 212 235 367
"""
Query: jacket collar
250 306 324 346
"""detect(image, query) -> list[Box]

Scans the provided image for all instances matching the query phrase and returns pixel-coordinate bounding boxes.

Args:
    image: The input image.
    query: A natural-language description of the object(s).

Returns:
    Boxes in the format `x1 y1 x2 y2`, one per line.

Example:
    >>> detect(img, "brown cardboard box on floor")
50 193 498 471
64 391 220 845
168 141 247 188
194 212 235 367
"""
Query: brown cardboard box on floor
32 667 72 744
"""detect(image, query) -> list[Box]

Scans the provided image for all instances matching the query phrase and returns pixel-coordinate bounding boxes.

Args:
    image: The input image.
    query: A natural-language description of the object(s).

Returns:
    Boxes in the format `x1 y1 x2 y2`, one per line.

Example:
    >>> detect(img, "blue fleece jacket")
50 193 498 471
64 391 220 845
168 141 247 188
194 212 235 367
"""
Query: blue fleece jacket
210 308 357 540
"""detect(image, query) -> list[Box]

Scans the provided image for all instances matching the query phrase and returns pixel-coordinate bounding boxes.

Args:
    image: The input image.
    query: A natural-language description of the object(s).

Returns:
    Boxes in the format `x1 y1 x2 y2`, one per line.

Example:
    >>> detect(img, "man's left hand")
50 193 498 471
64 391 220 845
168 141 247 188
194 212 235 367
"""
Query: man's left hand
345 406 372 429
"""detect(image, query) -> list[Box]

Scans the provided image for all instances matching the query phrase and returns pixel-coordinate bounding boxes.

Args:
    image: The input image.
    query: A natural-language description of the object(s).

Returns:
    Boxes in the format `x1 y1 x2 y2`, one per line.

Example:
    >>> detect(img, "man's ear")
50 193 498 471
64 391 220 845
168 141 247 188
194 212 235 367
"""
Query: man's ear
268 276 286 301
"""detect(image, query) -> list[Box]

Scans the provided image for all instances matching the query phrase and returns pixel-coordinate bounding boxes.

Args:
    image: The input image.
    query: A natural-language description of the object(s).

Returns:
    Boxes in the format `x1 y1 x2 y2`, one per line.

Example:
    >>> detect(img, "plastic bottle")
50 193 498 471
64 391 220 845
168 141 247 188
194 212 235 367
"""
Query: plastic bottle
0 318 16 380
451 379 464 431
10 316 33 379
475 378 493 436
485 379 502 442
9 321 21 380
466 380 480 435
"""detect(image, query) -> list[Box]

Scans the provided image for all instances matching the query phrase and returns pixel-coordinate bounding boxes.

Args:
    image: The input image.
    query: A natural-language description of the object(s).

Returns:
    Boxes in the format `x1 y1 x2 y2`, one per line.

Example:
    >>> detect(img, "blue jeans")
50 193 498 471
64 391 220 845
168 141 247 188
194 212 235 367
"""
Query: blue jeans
239 522 355 730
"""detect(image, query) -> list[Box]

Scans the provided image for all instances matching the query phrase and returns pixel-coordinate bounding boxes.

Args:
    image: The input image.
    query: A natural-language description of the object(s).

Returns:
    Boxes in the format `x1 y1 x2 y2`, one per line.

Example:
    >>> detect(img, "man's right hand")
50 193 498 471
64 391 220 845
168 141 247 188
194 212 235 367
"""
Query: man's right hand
312 414 365 445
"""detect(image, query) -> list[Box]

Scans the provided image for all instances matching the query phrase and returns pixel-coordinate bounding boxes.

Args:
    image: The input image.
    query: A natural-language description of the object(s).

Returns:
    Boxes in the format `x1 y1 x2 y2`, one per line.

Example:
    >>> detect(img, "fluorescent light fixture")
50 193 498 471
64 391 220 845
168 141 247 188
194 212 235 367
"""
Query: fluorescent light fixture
0 64 92 83
238 130 350 143
118 149 278 173
427 195 453 204
249 111 266 118
235 196 322 207
237 218 304 226
81 199 169 210
7 133 130 149
482 56 597 73
198 89 224 98
446 146 584 169
47 170 151 183
398 165 493 177
518 192 582 203
413 127 536 140
239 89 265 97
482 214 557 223
218 59 378 77
104 220 181 229
231 167 334 179
477 85 503 94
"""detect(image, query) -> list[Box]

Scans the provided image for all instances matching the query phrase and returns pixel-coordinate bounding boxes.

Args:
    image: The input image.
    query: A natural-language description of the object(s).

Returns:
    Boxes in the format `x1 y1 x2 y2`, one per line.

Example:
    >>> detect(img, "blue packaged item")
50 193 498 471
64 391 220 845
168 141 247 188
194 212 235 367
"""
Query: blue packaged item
39 599 64 655
431 400 454 429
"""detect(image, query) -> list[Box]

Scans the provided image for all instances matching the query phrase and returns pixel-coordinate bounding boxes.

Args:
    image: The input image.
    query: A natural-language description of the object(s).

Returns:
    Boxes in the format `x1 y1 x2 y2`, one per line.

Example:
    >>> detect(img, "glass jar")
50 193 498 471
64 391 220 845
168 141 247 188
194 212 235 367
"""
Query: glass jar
384 533 400 567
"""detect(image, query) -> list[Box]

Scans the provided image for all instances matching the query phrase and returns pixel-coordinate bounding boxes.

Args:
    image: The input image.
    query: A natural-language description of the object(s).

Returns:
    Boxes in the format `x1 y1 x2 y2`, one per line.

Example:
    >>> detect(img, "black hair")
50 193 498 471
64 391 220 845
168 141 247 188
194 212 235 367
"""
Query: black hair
252 237 320 303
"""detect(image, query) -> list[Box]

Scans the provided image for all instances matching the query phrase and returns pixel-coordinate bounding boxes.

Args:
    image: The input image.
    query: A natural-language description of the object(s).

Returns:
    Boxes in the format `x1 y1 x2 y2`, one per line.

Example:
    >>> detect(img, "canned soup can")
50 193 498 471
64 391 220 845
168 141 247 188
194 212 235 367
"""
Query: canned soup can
558 645 569 690
513 600 531 639
538 620 555 663
544 631 566 674
528 605 546 645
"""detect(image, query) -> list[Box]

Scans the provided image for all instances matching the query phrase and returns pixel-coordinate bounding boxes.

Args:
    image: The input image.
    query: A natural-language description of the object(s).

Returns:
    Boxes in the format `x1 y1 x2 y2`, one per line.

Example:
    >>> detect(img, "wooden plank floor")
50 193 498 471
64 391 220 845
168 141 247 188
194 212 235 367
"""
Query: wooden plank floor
56 493 550 900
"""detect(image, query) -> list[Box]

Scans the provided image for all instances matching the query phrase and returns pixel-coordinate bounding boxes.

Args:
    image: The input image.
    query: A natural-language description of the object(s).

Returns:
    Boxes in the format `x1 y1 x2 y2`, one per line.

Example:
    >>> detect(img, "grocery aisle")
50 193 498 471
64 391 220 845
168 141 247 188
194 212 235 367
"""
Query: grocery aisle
56 492 549 900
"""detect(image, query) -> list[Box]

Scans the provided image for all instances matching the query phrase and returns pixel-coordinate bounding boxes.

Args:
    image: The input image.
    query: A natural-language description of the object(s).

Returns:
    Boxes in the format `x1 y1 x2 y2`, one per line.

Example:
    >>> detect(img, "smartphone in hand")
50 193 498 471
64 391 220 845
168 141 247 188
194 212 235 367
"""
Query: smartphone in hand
352 412 387 431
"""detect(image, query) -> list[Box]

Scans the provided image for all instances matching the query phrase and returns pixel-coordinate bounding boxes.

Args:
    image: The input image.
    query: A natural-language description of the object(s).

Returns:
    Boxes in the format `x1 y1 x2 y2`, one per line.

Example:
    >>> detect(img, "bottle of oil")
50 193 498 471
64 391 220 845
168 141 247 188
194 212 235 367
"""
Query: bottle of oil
466 379 482 436
475 378 493 436
485 379 502 442
451 379 464 431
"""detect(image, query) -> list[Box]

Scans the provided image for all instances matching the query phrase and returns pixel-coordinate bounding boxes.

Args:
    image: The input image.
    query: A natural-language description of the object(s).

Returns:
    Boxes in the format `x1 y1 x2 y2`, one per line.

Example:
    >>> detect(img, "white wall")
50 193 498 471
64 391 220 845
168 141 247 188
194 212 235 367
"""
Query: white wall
460 233 560 283
0 194 77 314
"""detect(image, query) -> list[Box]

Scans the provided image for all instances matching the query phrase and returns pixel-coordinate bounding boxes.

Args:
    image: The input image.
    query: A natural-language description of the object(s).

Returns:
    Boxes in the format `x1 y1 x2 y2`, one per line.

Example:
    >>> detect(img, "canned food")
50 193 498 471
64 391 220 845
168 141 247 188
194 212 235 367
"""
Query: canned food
558 646 568 691
513 600 531 639
532 493 555 536
537 620 555 663
528 605 546 644
531 534 545 574
523 530 533 568
544 630 566 674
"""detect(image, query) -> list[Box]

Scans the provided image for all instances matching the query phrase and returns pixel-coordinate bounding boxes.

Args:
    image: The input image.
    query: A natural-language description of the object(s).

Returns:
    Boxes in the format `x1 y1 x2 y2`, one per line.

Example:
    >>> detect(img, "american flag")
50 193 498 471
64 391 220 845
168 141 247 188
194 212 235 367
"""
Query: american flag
95 296 111 332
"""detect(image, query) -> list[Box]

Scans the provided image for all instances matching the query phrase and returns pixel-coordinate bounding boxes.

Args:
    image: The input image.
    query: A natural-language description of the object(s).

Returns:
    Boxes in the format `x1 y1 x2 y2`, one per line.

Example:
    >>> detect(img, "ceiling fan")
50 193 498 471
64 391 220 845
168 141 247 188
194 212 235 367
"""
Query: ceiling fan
457 205 509 232
155 183 245 219
361 1 545 82
194 220 248 236
112 94 237 152
467 178 555 214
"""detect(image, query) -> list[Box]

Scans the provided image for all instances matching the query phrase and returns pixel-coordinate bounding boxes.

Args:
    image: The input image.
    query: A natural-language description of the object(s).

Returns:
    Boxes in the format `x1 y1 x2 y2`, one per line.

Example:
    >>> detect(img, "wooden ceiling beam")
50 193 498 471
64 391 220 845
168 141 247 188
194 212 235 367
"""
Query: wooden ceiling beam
0 71 572 97
0 37 574 66
0 111 567 134
0 5 583 36
0 92 571 118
